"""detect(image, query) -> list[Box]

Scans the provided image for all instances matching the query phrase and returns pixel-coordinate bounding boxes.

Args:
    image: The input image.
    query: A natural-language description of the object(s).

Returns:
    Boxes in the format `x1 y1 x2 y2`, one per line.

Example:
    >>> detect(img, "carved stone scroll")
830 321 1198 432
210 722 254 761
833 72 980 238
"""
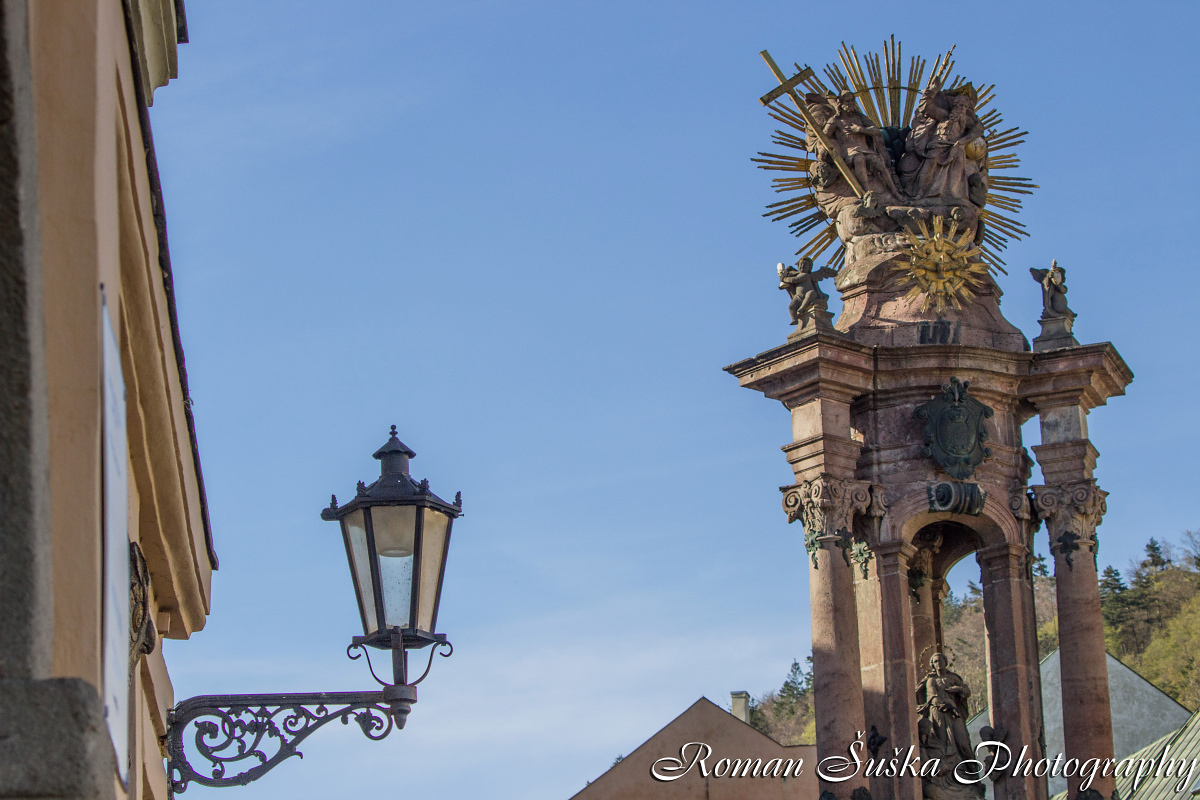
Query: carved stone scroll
927 481 986 516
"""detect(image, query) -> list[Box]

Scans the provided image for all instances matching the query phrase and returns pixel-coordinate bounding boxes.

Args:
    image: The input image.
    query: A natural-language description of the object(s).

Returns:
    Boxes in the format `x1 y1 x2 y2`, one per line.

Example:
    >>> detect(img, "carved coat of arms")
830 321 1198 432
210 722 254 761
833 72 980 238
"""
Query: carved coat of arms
914 378 993 480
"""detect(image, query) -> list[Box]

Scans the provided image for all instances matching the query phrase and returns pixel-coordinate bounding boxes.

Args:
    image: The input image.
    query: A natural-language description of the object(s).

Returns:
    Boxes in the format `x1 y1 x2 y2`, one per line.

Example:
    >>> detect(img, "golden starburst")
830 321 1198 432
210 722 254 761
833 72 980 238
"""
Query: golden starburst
753 37 1037 272
894 216 991 313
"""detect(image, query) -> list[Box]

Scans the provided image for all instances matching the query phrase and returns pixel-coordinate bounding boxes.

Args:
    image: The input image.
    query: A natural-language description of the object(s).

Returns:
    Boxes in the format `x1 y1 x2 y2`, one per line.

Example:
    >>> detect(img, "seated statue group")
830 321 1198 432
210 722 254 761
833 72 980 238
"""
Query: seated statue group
804 84 988 247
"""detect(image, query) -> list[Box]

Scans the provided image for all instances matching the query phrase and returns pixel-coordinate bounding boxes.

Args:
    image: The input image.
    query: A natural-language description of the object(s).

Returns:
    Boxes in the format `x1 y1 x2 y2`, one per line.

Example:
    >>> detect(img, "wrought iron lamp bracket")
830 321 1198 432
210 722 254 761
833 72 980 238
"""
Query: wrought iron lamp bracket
165 632 452 796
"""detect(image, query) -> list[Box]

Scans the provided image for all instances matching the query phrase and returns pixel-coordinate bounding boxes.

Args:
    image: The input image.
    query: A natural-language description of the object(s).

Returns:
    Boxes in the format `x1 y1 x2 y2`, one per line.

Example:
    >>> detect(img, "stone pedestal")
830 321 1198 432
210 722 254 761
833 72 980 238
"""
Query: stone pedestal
1032 314 1078 352
788 307 836 341
0 679 117 800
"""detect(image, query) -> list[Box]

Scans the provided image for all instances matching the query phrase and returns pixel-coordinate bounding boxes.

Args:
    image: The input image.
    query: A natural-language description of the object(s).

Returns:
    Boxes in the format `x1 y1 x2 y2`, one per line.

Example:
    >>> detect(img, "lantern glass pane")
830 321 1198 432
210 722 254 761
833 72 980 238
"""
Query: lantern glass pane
342 509 378 635
372 505 416 629
416 508 450 632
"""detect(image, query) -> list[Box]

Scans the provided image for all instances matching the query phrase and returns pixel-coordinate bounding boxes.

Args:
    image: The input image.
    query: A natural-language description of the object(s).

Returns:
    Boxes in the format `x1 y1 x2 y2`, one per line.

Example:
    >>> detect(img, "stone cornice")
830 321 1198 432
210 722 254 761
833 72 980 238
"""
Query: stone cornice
723 333 875 407
1021 342 1133 412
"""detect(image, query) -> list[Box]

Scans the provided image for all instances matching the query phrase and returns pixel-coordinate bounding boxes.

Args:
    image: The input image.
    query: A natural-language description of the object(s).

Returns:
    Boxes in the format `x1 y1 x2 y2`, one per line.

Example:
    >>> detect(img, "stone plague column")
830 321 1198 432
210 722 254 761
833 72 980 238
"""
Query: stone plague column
727 41 1134 800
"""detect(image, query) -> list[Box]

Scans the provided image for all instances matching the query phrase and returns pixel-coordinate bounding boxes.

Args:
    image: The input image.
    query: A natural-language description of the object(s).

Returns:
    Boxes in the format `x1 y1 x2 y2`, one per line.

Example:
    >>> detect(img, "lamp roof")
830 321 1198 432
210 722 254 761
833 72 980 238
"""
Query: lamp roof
321 426 461 520
373 425 417 459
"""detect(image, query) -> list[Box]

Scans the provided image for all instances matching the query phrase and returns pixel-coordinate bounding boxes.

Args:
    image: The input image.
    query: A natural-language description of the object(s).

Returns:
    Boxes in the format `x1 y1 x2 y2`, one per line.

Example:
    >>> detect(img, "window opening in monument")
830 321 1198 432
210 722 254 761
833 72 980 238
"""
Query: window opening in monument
940 555 989 716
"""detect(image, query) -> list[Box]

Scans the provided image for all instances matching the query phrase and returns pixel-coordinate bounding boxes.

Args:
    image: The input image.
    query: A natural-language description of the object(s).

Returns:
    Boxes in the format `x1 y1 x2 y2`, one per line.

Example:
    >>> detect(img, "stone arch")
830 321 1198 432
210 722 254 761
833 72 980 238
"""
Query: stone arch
883 483 1021 551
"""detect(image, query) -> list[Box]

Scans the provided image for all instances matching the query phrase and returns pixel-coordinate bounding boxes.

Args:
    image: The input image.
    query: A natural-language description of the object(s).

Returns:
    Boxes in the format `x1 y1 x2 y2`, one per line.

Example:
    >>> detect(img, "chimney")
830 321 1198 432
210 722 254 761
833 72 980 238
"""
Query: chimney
730 691 750 723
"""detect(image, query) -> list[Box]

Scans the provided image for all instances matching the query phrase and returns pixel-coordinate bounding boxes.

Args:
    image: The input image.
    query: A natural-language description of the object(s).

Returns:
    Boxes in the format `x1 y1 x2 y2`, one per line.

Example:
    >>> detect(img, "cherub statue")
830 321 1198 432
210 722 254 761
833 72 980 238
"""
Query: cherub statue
1030 259 1074 320
778 257 837 326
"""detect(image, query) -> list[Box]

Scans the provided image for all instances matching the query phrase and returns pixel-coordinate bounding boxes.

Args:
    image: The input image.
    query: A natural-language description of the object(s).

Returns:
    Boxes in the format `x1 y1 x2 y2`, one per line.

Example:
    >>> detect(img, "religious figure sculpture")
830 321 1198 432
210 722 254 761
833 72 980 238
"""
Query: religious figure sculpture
823 91 902 203
899 85 988 211
916 653 985 800
778 258 836 328
755 42 1037 288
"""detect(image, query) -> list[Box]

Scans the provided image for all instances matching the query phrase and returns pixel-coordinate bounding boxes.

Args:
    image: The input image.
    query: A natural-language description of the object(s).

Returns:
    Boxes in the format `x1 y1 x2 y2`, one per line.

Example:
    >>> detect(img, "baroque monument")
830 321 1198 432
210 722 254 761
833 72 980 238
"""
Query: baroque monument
725 40 1131 800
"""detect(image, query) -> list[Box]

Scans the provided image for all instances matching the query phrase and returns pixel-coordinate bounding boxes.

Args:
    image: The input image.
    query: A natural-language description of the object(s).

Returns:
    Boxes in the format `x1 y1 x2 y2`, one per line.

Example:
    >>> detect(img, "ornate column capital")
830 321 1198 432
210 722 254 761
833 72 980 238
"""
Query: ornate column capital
1031 481 1107 569
782 476 871 569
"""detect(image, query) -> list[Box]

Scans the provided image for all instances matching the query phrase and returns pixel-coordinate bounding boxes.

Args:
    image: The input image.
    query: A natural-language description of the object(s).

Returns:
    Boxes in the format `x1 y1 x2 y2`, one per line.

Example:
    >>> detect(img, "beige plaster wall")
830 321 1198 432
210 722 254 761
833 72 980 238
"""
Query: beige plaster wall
27 1 204 797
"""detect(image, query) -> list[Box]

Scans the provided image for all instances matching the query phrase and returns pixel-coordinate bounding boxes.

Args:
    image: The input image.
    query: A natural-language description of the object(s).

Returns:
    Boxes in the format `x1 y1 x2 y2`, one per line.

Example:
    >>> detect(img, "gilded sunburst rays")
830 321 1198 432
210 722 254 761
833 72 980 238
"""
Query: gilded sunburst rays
753 36 1038 273
894 216 990 313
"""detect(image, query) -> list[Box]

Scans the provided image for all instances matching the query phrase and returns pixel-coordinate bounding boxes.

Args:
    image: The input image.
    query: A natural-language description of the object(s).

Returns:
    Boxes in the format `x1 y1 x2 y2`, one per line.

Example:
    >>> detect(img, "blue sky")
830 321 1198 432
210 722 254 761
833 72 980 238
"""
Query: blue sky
154 2 1200 798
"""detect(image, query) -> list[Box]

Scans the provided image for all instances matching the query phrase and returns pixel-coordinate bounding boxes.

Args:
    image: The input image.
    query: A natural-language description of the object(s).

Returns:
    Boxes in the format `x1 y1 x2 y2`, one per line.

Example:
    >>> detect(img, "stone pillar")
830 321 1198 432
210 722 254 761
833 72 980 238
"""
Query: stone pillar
979 543 1045 800
855 557 886 773
1011 491 1049 780
873 541 922 800
1031 480 1113 799
909 559 937 671
784 476 871 799
908 531 940 672
930 576 946 652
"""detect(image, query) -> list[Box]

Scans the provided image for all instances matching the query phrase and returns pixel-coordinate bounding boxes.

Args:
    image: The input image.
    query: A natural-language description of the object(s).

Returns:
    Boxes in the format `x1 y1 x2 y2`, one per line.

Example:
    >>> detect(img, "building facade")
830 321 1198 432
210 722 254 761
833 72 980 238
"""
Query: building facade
0 2 213 799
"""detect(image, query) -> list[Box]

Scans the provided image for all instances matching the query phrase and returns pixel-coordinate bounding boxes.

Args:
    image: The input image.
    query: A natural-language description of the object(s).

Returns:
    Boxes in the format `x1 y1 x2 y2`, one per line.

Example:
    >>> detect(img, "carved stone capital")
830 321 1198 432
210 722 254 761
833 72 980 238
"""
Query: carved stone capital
1008 489 1032 522
1031 481 1107 570
782 476 871 568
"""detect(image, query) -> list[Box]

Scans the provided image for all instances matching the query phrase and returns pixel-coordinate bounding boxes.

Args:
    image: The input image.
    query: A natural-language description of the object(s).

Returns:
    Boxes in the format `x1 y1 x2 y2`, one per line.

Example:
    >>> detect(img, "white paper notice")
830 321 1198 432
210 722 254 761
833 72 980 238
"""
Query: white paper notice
101 293 129 784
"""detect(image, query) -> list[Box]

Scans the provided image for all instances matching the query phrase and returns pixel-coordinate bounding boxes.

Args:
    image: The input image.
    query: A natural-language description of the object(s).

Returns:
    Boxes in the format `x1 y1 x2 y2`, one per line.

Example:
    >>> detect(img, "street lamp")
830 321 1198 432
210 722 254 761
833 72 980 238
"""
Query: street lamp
322 425 462 724
166 427 461 795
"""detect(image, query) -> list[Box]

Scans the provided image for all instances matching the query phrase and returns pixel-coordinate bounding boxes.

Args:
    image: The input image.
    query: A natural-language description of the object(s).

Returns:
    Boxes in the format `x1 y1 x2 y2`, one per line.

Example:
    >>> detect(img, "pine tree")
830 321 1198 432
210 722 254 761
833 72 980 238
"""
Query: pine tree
1099 565 1129 630
1033 553 1050 577
778 658 812 717
1099 565 1127 597
1145 538 1169 571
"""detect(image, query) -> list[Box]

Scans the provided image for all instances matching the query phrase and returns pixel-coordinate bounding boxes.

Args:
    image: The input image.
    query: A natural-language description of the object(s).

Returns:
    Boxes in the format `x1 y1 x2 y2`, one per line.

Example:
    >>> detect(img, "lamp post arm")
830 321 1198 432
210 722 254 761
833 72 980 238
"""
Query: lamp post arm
166 688 411 796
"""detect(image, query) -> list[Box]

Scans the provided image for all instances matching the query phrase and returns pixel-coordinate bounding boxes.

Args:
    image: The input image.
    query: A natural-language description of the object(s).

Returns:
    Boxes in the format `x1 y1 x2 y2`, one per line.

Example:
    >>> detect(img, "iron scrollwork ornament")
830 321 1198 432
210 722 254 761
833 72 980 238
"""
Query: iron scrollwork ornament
914 377 994 480
166 636 452 795
167 692 396 795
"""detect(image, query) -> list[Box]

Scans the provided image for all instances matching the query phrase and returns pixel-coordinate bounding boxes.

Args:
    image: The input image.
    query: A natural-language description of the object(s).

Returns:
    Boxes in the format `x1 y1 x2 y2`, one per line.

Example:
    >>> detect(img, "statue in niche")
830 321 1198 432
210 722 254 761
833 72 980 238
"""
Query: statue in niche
899 85 988 214
916 653 985 800
778 258 837 327
1030 259 1073 321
